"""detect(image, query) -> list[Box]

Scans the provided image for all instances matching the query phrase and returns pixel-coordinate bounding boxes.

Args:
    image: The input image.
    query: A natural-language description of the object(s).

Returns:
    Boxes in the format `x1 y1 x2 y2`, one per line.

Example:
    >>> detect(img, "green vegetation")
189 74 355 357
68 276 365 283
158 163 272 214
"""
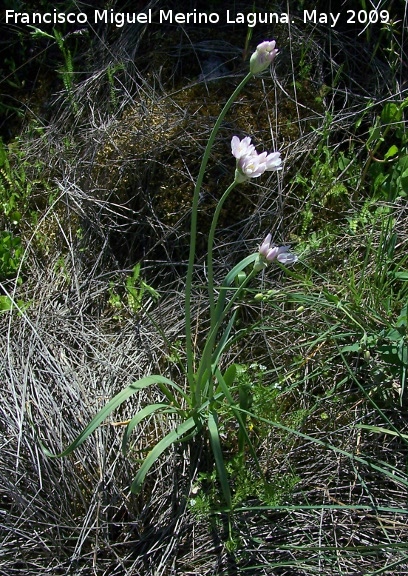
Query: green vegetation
108 263 160 318
1 1 408 575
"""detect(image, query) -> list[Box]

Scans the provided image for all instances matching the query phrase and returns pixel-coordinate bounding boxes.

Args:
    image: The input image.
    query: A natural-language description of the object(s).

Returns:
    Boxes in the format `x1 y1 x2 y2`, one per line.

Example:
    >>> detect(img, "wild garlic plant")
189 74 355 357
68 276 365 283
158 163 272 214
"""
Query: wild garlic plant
40 40 297 508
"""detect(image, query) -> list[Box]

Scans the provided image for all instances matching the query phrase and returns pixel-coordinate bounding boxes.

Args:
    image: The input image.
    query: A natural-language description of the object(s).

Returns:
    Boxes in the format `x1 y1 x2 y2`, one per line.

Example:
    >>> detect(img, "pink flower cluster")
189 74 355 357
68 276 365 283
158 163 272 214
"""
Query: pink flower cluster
254 233 297 271
231 136 282 183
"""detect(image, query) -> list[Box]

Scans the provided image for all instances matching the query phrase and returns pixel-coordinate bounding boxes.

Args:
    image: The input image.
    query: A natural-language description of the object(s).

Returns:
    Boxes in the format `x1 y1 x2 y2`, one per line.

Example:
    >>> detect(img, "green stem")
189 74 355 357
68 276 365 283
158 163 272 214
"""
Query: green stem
207 180 239 324
185 71 253 399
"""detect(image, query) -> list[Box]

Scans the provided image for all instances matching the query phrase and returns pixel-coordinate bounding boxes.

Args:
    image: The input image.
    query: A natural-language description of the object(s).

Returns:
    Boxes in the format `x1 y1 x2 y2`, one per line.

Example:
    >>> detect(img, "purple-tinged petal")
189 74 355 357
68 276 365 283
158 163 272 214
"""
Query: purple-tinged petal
266 247 279 261
264 152 282 171
259 233 272 256
277 251 298 264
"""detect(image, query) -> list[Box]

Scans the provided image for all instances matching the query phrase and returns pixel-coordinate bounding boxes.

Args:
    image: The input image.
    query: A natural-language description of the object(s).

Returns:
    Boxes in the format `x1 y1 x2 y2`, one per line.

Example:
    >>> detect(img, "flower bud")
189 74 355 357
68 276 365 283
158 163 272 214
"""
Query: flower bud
250 40 278 75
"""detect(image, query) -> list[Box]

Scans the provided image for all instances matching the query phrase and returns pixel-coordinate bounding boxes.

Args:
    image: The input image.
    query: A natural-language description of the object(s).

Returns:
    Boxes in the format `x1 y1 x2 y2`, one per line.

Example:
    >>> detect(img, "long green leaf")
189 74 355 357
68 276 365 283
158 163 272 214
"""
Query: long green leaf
155 379 190 405
36 375 181 458
208 409 232 509
211 310 237 367
130 416 198 493
122 403 178 456
355 424 408 442
214 253 258 322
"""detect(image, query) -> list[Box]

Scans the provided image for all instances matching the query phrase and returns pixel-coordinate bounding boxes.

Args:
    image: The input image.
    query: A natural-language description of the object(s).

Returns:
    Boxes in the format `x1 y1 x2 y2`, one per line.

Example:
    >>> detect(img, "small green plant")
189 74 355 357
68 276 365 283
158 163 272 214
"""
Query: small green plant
0 137 23 225
106 63 125 111
29 26 78 112
189 462 299 515
0 132 54 280
363 99 408 201
0 137 28 280
0 293 29 313
108 263 160 317
126 263 160 312
0 230 23 281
